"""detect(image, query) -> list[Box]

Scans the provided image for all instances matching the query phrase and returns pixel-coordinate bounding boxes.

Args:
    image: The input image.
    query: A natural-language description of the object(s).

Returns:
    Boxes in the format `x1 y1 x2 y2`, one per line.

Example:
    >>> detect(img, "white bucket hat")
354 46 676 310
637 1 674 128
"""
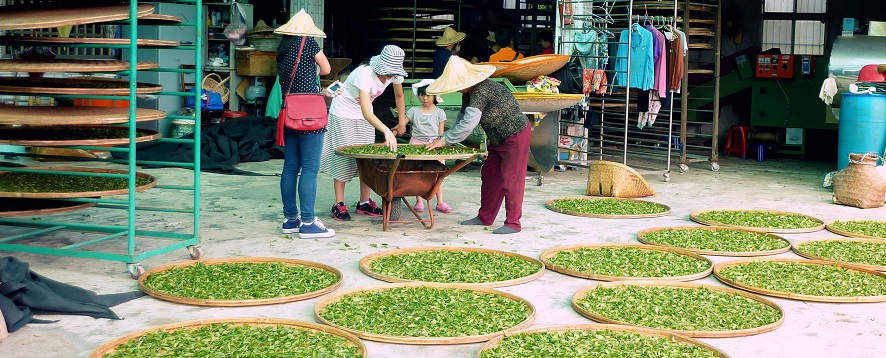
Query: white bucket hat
274 9 326 38
426 56 495 95
412 79 443 103
370 45 408 77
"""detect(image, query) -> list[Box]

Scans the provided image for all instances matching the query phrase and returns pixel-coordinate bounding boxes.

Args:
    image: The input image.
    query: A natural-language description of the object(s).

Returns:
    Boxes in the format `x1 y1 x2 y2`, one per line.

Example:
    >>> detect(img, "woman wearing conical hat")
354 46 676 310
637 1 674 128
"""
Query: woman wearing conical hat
426 56 531 235
433 27 466 77
274 9 337 239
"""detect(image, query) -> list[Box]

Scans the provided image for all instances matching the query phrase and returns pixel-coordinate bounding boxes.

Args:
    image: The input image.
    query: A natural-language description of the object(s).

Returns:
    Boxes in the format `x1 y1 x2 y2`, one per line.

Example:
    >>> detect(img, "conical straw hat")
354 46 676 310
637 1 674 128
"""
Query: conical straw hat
435 26 466 46
274 9 326 38
250 20 275 34
426 56 495 95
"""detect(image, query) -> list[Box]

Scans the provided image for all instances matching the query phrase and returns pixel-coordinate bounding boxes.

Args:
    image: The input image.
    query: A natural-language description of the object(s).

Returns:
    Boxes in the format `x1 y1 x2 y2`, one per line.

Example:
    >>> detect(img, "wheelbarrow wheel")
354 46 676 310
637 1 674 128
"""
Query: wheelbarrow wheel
390 198 402 221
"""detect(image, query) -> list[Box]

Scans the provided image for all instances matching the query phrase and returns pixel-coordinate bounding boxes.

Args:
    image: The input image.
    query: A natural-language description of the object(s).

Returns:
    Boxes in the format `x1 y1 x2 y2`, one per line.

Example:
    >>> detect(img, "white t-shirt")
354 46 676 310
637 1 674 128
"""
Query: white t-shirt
329 64 404 119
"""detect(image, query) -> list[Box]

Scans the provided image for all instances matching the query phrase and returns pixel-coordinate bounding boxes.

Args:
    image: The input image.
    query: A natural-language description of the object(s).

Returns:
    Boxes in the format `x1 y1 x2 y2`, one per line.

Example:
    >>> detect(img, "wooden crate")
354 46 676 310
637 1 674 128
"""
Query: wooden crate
235 50 276 76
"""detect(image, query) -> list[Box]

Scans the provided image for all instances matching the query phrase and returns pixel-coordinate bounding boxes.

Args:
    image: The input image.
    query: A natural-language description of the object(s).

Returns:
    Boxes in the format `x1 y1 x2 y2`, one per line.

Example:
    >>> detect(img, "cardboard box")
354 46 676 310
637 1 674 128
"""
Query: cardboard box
235 50 277 76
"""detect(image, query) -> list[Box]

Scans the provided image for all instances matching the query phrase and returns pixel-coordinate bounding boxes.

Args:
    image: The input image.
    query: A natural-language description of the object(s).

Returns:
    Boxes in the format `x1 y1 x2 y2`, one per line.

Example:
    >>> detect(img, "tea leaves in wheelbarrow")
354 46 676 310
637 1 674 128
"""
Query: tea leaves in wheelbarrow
341 144 481 156
100 323 363 358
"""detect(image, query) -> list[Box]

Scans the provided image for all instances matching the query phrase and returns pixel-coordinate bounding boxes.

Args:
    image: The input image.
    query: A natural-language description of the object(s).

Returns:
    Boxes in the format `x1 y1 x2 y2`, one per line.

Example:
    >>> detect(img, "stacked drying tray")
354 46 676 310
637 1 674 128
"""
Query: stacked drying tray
0 2 203 278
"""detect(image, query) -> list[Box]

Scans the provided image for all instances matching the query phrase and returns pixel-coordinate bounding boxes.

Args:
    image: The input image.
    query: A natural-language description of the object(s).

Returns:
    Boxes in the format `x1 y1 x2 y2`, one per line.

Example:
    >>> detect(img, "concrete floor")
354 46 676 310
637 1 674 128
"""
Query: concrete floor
1 155 884 358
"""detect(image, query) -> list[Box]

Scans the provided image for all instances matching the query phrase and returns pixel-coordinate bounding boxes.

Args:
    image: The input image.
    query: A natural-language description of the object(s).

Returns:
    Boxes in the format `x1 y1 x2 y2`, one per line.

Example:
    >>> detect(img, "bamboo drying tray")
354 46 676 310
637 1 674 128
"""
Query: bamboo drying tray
0 199 94 218
0 60 159 73
0 107 165 126
483 54 571 83
0 76 162 95
0 4 155 31
0 36 178 47
0 126 160 146
138 257 343 307
826 219 886 240
0 167 156 199
546 196 671 219
314 282 536 345
636 225 792 257
792 238 886 271
477 323 730 358
690 208 825 233
138 13 183 24
511 92 584 113
89 318 366 358
359 246 545 288
713 258 886 303
571 280 784 338
539 243 713 282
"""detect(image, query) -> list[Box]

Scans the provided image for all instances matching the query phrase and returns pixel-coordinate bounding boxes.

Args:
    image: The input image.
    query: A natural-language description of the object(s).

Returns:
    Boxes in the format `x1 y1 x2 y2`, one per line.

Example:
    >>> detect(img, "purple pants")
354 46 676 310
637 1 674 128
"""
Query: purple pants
477 124 532 230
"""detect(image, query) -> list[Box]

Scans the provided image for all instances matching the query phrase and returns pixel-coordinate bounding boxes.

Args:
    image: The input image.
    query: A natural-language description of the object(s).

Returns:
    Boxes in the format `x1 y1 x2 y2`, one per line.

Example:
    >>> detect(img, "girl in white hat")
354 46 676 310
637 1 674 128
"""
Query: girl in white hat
320 45 409 221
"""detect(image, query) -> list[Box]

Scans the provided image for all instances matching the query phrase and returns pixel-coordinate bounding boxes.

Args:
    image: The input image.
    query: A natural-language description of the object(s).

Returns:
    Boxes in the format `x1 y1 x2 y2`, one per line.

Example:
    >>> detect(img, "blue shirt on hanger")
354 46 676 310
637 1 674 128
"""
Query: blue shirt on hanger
614 23 654 90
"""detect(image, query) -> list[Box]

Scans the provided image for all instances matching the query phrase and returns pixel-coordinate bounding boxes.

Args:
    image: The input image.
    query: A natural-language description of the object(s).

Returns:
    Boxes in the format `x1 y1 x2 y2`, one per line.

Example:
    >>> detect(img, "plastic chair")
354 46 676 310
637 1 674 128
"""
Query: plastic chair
723 125 750 159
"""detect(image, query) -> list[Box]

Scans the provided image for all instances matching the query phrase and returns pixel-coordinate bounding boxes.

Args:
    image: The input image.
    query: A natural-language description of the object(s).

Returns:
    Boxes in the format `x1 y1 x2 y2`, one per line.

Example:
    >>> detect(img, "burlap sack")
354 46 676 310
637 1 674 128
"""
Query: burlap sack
832 153 886 209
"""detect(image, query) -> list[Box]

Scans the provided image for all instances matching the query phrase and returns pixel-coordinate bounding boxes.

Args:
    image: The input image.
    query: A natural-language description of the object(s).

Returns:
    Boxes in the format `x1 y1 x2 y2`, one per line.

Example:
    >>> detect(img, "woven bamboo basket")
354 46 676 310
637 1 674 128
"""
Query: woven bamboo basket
539 243 713 282
0 36 178 47
0 126 161 147
586 160 655 198
511 92 584 113
690 208 825 234
0 199 94 218
0 4 155 31
826 219 886 240
138 257 343 307
571 280 784 338
792 237 886 271
202 73 230 104
89 318 366 358
713 257 886 303
0 107 166 126
0 166 156 199
483 54 571 83
546 196 671 219
314 282 536 345
832 153 886 209
359 246 545 288
477 323 731 358
636 225 792 257
0 76 163 95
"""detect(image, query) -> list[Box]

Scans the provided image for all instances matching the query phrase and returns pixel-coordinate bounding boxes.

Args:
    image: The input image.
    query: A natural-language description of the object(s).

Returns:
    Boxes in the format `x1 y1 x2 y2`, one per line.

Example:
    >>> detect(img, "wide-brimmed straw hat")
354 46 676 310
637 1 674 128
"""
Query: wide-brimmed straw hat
370 45 408 77
435 27 466 47
426 56 495 95
249 20 275 34
274 9 326 38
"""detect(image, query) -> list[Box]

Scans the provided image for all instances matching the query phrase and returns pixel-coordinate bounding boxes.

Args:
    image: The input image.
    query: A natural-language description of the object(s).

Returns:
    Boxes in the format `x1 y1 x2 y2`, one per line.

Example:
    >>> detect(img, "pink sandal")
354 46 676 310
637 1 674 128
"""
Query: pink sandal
413 200 425 212
435 202 453 213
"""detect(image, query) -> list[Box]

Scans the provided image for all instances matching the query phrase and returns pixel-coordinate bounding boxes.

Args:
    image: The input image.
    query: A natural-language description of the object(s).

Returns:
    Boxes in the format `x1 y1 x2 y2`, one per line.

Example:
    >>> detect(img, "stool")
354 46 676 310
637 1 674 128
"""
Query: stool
221 110 248 123
724 125 751 159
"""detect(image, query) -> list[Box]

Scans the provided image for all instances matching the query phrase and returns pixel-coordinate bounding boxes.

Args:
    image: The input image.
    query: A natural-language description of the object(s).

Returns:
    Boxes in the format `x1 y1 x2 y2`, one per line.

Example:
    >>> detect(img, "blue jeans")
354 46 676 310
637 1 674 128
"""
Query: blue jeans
281 130 324 222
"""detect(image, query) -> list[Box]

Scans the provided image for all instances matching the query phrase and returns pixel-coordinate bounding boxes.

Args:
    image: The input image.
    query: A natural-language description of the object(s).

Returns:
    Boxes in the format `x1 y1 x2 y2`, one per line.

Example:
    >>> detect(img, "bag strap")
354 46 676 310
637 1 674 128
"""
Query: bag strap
283 36 307 97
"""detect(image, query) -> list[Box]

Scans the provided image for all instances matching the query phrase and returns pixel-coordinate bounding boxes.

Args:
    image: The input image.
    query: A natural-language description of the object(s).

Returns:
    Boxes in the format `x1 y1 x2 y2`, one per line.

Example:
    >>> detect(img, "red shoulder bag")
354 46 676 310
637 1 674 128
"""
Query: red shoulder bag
275 37 328 146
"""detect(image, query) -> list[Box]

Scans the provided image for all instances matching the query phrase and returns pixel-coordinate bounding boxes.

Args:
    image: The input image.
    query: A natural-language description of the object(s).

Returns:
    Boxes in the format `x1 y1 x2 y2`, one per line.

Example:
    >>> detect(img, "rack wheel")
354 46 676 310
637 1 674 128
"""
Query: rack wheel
711 162 720 172
535 176 543 186
663 172 670 182
127 263 145 279
679 164 689 173
188 245 203 260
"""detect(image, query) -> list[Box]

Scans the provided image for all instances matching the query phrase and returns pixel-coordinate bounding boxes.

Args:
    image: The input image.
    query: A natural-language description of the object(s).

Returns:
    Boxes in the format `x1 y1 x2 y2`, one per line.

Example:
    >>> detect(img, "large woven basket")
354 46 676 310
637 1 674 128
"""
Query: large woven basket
202 73 230 104
586 160 655 197
832 153 886 209
483 54 570 83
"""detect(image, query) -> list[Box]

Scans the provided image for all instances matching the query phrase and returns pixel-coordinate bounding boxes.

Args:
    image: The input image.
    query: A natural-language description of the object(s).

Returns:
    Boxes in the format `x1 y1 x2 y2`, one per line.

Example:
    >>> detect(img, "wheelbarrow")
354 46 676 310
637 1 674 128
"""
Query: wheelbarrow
336 145 486 231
